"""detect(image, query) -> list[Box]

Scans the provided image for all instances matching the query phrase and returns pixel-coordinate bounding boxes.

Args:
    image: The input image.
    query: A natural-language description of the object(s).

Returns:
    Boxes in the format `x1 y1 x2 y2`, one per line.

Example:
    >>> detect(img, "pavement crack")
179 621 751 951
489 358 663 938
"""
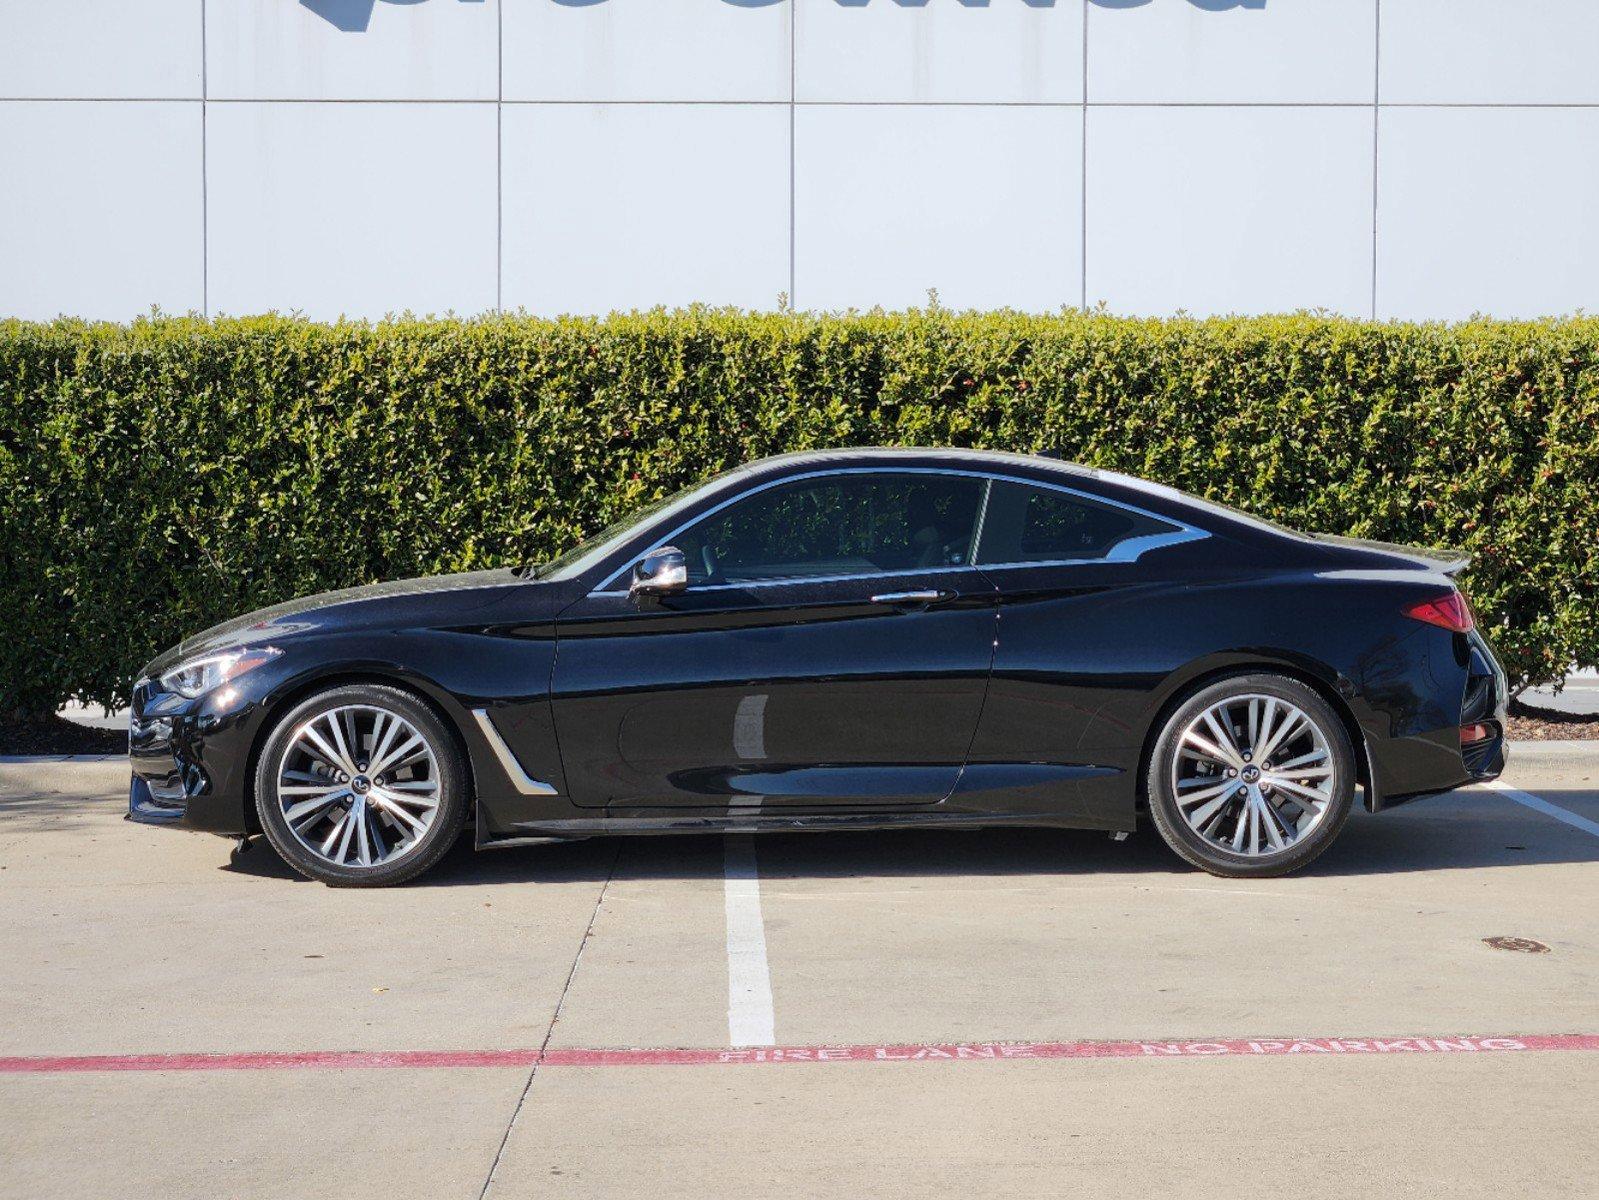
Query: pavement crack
477 840 622 1200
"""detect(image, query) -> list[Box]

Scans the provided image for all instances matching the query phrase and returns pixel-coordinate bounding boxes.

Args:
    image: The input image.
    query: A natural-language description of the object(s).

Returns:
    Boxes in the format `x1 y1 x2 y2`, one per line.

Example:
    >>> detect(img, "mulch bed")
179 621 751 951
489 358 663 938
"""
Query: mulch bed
0 715 127 756
1505 699 1599 742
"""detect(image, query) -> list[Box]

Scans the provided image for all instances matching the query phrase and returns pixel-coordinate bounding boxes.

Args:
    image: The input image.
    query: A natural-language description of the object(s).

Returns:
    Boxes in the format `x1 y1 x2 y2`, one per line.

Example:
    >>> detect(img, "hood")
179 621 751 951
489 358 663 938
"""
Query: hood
1308 533 1471 576
142 567 524 678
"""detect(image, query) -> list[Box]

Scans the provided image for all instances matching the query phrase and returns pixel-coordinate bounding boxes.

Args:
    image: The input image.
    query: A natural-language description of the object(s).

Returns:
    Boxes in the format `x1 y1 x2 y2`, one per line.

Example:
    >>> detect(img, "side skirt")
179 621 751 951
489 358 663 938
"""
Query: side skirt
476 808 1132 849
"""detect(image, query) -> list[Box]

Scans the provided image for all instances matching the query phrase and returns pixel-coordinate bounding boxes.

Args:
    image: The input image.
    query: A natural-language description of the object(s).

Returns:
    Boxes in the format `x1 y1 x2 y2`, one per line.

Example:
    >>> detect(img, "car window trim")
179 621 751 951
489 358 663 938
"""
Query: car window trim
968 477 994 567
589 466 1208 596
973 477 1209 570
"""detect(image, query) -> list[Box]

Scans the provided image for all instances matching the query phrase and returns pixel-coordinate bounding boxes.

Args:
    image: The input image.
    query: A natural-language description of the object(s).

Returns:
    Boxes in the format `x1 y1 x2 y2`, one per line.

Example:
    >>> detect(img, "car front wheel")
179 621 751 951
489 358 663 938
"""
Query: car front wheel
254 683 468 887
1146 674 1356 878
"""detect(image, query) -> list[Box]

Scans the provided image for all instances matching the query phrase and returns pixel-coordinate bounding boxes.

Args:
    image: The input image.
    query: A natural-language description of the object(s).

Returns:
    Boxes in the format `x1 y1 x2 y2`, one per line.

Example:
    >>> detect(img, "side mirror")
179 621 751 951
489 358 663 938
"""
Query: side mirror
629 545 689 599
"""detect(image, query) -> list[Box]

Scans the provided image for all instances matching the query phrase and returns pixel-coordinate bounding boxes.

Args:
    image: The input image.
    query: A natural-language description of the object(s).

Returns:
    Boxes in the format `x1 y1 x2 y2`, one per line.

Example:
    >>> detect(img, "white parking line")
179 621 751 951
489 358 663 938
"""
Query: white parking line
1482 780 1599 839
723 834 776 1048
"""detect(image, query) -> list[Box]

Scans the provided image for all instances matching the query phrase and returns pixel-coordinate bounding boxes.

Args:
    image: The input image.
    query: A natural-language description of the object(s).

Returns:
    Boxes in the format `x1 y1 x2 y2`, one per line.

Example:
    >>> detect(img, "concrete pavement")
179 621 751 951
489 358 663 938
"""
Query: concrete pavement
2 747 1596 1199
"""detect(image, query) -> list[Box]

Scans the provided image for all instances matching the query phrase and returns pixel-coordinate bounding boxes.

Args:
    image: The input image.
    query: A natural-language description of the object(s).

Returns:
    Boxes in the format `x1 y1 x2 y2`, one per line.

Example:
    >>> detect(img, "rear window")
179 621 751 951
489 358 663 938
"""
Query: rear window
975 481 1179 565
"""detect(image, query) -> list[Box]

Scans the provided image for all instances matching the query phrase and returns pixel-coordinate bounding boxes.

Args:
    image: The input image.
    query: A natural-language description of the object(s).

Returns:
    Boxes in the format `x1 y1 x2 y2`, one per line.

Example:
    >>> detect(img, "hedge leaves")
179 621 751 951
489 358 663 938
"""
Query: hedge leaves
1 310 1595 715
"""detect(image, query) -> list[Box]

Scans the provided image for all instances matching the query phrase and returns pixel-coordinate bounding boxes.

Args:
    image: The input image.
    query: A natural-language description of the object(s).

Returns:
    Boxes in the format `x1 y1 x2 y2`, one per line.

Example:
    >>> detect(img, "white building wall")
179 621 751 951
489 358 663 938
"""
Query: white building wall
1 0 1596 322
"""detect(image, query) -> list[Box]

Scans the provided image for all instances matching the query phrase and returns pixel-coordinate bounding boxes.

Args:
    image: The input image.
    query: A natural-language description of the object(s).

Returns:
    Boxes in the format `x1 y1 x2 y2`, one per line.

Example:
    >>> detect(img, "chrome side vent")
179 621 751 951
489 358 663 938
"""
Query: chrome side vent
469 709 559 797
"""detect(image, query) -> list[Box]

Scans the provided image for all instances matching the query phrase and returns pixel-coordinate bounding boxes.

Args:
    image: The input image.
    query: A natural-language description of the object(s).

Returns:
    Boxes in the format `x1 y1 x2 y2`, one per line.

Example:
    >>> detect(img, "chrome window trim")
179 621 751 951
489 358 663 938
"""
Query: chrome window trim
975 526 1210 571
589 466 1209 597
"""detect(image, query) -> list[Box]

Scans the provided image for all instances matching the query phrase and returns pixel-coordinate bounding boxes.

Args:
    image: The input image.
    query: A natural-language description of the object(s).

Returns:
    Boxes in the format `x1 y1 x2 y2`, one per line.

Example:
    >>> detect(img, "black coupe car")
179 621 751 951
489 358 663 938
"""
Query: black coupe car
129 448 1507 885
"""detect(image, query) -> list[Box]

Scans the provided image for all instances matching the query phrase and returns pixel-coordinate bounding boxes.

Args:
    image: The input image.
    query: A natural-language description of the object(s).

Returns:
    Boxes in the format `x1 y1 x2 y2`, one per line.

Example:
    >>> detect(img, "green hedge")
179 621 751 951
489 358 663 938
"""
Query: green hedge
2 310 1596 717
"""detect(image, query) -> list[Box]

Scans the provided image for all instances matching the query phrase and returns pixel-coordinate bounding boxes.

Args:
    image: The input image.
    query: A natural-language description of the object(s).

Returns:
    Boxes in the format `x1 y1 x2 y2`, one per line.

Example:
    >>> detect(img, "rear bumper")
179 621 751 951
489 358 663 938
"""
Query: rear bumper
1461 730 1506 780
1370 628 1507 811
1457 629 1510 783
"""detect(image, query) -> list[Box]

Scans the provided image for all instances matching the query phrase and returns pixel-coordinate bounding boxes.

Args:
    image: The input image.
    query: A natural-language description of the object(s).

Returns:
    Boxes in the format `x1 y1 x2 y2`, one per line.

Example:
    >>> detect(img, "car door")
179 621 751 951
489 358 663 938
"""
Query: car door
549 470 999 810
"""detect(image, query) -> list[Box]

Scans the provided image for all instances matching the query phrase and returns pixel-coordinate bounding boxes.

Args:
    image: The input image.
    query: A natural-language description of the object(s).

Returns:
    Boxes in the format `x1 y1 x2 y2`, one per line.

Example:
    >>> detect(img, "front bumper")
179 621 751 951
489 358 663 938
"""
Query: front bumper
126 677 261 835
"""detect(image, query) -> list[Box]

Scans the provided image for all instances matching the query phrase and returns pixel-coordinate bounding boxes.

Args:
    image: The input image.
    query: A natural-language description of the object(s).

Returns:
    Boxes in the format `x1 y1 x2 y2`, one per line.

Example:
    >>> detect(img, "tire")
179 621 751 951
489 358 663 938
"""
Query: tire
254 683 468 887
1145 673 1356 879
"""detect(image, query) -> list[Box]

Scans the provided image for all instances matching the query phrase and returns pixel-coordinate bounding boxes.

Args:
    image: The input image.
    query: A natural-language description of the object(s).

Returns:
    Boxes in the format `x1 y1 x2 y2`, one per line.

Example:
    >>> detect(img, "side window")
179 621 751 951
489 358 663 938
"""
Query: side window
674 473 984 585
975 481 1179 565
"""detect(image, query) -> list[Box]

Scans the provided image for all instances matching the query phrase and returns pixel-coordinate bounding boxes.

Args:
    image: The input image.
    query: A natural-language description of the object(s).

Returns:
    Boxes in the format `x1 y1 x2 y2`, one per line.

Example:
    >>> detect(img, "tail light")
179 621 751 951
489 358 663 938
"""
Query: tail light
1459 722 1494 745
1403 591 1474 633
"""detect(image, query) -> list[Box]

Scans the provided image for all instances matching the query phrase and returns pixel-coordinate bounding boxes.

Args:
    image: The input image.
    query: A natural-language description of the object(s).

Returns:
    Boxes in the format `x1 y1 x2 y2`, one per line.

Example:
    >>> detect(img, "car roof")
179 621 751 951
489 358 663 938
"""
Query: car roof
737 446 1219 509
739 446 1101 480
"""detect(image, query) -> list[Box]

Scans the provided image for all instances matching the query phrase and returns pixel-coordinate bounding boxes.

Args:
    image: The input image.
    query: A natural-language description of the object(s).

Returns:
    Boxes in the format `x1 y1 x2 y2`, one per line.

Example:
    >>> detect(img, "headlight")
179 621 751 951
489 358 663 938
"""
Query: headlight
158 647 282 699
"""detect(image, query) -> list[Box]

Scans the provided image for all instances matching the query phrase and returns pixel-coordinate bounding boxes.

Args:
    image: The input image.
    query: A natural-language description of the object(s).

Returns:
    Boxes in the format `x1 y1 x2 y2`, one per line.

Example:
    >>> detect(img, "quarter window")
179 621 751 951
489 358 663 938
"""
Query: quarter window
674 473 985 585
975 480 1178 565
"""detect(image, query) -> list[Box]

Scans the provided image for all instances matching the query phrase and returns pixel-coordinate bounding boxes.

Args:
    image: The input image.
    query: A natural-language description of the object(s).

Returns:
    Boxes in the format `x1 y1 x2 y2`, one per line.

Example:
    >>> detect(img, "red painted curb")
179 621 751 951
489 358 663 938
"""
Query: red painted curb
0 1050 542 1074
3 1034 1598 1074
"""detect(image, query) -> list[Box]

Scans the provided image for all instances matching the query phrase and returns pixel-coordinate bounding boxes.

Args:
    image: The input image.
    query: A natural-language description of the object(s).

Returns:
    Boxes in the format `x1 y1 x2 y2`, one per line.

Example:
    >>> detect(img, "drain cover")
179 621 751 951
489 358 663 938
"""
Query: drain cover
1483 936 1551 954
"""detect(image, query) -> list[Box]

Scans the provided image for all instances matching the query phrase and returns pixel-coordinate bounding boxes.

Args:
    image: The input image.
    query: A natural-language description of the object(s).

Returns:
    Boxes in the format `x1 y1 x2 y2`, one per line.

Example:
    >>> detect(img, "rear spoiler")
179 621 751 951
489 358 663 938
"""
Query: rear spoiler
1308 533 1471 576
1401 544 1471 576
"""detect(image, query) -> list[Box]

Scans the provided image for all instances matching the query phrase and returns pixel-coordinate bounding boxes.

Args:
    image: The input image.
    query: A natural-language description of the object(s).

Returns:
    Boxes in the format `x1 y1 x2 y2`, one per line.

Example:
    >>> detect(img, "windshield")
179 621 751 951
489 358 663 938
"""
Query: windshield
529 465 750 582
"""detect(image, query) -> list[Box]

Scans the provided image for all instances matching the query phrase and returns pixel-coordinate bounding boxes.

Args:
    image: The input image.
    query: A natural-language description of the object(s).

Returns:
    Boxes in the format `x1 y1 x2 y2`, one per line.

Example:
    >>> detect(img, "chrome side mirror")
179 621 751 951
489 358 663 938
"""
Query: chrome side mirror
629 546 689 599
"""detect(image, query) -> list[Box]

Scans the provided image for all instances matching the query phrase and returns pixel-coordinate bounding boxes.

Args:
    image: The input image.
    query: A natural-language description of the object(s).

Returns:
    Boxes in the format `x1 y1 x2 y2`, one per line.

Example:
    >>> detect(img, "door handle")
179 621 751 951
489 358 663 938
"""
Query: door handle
869 589 954 607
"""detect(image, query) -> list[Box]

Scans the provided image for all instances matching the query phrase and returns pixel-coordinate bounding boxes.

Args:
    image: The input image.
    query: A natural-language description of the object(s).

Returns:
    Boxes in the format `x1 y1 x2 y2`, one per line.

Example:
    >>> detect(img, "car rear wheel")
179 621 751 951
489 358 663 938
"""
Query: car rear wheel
1146 674 1356 878
254 684 468 887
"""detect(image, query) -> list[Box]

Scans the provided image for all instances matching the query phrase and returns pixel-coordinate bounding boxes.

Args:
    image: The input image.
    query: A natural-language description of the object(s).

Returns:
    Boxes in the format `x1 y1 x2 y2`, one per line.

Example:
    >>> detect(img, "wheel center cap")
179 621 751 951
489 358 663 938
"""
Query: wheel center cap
1241 765 1262 784
351 775 371 794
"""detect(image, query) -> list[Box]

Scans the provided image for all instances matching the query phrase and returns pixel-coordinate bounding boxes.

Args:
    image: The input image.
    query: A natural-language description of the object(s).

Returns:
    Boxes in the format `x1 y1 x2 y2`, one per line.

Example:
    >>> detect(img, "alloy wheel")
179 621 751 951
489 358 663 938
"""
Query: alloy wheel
1169 693 1337 858
274 704 442 869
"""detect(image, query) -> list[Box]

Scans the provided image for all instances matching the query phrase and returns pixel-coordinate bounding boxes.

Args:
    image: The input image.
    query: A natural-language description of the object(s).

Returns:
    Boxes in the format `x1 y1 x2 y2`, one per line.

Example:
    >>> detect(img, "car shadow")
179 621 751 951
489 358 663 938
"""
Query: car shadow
219 789 1599 885
0 786 127 835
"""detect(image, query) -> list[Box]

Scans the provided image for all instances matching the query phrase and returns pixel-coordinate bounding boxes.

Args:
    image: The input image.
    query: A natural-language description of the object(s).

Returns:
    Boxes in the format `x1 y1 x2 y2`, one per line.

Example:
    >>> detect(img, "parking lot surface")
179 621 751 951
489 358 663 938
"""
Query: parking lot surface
3 747 1597 1199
